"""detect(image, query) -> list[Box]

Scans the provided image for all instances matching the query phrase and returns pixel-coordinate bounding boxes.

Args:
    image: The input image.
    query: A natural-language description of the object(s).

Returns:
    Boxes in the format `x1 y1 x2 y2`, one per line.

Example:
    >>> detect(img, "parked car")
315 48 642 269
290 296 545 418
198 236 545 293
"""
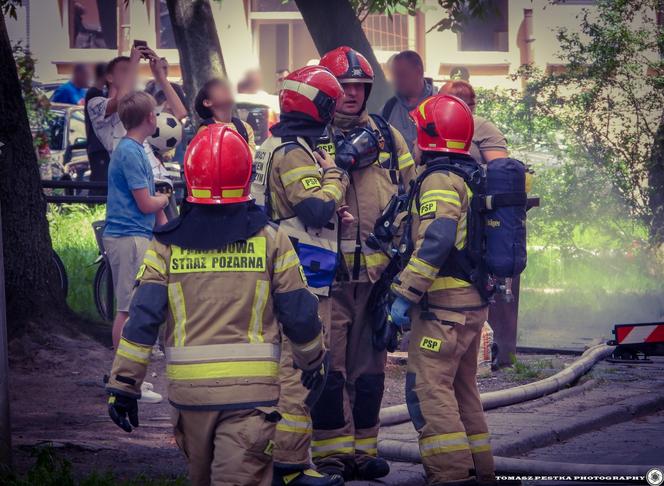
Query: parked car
36 103 89 183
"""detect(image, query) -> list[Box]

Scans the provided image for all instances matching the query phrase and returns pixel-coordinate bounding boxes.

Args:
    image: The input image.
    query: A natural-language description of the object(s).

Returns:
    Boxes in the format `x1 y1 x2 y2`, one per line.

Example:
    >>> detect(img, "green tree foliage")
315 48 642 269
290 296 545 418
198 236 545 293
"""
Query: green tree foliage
13 43 51 152
475 87 639 253
522 0 664 245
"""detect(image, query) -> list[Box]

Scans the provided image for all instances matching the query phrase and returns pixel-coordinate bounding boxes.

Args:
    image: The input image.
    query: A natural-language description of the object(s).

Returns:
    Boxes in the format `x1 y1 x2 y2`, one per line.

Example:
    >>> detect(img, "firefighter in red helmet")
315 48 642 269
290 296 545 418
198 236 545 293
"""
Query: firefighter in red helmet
252 66 349 486
390 94 497 486
310 46 417 481
106 124 327 486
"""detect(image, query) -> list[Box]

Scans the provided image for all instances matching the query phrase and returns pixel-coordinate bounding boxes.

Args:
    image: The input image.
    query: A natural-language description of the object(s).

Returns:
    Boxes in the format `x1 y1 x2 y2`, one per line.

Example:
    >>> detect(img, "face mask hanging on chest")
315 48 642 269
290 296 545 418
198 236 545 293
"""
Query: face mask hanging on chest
334 127 381 172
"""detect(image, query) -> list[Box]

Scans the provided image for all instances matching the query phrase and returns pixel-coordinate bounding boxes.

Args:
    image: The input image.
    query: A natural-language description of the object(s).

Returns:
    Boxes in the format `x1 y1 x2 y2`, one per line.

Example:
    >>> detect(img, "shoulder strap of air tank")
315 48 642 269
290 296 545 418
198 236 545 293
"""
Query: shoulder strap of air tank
369 113 396 170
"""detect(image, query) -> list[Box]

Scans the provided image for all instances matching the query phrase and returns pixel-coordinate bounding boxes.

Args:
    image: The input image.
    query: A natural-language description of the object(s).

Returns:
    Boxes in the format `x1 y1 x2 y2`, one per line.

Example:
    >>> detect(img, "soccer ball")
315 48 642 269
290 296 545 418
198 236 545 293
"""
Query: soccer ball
149 112 183 153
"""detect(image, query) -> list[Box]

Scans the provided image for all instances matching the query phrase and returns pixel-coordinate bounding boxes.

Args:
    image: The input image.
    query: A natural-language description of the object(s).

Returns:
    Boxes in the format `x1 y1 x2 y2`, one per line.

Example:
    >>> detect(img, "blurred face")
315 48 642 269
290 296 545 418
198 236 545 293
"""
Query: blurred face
107 60 131 88
204 82 234 113
339 82 366 115
72 66 90 88
391 58 423 98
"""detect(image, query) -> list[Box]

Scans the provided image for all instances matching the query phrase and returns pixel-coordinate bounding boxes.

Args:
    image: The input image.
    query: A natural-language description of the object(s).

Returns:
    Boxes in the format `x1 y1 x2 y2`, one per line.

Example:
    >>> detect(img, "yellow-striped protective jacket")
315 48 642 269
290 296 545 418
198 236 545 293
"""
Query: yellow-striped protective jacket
252 135 349 297
107 223 325 410
392 169 484 310
332 111 417 283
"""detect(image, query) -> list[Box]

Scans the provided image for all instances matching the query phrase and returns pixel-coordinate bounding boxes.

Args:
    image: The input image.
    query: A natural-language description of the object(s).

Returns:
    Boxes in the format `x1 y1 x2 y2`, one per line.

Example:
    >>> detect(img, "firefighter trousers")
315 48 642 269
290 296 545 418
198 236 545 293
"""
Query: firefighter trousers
274 296 331 468
311 282 386 469
171 407 277 486
406 305 495 484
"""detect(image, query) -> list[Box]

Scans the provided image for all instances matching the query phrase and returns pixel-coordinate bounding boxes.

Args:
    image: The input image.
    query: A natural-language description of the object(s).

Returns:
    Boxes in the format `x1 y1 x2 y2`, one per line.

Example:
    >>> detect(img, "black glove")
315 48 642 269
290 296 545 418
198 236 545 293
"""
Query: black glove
300 352 328 390
108 393 139 432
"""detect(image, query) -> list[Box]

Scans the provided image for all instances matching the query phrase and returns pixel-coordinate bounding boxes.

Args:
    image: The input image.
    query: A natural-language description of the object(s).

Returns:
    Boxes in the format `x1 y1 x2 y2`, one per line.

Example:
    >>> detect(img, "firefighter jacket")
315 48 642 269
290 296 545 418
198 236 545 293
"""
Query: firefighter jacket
391 166 484 310
252 135 350 297
106 220 325 410
332 111 417 283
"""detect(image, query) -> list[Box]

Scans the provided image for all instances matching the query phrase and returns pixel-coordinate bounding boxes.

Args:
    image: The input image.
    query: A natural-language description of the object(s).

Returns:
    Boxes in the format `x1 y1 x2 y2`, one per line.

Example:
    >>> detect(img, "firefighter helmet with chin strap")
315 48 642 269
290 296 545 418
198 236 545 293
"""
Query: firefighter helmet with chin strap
279 66 344 124
411 94 474 155
319 46 374 85
184 124 253 205
319 46 375 107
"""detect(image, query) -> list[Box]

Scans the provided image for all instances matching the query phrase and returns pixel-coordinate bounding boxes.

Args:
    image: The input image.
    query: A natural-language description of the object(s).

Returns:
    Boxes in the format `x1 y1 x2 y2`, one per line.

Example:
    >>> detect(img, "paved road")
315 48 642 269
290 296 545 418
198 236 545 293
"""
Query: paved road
351 357 664 485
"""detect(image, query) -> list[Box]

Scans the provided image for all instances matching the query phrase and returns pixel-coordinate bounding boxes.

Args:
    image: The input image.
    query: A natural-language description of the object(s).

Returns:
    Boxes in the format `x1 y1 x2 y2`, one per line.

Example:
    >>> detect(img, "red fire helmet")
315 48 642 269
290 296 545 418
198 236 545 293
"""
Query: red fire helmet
279 66 344 123
411 94 474 155
319 46 374 85
184 124 253 205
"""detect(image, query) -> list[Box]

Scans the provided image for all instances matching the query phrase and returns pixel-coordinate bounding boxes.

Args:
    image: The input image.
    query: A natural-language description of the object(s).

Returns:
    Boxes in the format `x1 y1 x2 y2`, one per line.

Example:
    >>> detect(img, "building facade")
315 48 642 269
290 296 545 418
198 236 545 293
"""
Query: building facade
7 0 599 93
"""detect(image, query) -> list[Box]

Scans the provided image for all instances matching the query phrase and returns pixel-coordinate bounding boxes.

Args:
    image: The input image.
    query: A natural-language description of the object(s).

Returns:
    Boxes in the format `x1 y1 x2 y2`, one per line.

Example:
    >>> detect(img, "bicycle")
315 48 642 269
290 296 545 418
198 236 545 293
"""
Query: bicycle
91 180 179 321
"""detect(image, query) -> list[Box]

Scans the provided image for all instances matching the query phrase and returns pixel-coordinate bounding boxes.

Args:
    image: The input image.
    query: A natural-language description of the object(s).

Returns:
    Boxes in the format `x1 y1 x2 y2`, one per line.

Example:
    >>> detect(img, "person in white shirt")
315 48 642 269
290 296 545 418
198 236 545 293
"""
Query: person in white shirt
87 46 187 180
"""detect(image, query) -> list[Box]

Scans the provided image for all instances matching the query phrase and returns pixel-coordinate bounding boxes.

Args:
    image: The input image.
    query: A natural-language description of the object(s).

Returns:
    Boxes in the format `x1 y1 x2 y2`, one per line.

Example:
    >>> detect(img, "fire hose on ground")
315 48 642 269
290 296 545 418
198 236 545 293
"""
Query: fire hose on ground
377 344 664 475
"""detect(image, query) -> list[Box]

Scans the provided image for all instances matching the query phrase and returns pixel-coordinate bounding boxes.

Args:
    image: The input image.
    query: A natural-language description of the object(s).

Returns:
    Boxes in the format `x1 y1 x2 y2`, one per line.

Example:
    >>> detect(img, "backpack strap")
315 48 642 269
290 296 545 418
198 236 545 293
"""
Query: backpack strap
381 96 398 122
369 113 396 171
231 117 249 143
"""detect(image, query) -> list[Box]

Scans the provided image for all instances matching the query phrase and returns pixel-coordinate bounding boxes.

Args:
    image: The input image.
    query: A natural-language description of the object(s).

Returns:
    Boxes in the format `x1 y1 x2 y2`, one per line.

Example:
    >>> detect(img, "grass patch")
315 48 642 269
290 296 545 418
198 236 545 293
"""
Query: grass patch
2 448 187 485
505 357 556 382
48 205 106 319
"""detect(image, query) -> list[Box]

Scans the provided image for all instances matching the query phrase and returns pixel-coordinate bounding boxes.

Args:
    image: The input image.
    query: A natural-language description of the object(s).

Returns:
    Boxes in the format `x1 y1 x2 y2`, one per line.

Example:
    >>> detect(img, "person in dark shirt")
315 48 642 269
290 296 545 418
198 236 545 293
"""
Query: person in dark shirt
84 62 109 193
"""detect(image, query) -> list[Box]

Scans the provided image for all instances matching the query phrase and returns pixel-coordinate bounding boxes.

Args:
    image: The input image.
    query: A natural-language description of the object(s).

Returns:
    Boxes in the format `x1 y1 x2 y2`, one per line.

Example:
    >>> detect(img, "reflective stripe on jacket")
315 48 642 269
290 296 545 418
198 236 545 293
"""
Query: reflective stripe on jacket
107 224 324 410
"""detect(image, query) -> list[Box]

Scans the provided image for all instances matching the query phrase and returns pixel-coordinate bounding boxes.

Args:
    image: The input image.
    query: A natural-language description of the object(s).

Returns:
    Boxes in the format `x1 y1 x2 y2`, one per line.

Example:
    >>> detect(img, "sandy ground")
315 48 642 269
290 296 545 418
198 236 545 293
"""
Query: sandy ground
8 331 575 481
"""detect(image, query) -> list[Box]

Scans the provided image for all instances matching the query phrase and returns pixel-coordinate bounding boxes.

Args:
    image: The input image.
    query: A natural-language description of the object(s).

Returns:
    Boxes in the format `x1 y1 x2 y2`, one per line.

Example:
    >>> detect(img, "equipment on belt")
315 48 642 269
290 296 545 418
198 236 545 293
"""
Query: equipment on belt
279 66 344 124
184 124 253 205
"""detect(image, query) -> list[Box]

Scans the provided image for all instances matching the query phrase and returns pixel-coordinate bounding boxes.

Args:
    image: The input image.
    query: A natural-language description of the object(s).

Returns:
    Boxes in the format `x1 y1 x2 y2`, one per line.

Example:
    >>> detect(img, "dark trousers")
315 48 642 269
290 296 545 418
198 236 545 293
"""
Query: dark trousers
88 150 109 195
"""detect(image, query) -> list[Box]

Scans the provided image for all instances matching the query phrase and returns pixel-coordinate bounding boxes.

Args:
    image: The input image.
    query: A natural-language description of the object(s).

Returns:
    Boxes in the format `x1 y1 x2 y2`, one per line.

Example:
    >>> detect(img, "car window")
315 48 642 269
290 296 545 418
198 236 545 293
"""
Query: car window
48 111 66 151
68 109 87 146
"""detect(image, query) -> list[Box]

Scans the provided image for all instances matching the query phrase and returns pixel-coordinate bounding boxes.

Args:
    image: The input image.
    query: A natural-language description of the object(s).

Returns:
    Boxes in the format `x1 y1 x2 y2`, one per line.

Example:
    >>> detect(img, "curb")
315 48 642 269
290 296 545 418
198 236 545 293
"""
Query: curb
493 390 664 456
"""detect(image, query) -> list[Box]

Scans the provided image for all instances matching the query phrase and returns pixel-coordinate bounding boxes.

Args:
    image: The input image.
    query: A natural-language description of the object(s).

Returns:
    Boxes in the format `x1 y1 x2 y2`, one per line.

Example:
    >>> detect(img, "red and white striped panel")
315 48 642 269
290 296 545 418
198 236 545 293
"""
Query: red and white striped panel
615 323 664 345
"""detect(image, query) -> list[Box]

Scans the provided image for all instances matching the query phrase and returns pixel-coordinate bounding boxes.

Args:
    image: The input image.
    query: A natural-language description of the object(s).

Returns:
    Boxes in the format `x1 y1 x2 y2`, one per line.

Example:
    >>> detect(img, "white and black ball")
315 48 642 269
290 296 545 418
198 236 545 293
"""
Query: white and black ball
149 112 183 153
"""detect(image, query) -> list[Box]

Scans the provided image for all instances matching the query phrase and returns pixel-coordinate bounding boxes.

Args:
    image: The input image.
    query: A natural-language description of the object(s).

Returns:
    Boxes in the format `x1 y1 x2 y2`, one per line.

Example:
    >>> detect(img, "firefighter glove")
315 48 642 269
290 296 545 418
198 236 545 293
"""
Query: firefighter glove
390 296 412 330
108 393 139 433
300 351 329 390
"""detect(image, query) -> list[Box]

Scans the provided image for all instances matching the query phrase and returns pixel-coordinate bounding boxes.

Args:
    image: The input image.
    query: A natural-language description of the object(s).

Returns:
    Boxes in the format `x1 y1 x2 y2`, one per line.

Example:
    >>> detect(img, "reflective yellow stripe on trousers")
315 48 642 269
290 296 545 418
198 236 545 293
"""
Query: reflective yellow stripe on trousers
311 436 355 458
419 432 470 457
276 413 312 435
355 437 378 456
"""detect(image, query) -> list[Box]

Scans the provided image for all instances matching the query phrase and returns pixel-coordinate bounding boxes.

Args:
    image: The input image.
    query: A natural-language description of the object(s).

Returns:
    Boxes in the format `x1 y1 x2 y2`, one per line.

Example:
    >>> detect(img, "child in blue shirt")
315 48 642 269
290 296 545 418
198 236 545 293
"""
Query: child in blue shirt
102 91 169 358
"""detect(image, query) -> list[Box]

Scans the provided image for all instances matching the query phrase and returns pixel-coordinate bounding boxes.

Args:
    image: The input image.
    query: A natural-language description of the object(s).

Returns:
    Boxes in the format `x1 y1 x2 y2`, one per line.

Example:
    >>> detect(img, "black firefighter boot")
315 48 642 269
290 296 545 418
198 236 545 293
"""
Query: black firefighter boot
272 466 344 486
353 454 390 480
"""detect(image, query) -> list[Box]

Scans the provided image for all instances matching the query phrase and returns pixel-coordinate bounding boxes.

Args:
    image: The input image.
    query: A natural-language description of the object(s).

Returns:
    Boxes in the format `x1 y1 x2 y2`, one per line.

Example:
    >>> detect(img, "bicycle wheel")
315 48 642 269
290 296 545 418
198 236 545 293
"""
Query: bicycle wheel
52 251 69 298
93 261 115 322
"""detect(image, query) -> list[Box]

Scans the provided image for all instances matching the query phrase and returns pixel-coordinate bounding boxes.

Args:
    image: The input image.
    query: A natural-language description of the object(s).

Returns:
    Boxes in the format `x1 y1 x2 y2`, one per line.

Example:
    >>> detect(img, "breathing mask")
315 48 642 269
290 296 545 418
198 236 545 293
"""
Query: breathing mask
334 127 381 172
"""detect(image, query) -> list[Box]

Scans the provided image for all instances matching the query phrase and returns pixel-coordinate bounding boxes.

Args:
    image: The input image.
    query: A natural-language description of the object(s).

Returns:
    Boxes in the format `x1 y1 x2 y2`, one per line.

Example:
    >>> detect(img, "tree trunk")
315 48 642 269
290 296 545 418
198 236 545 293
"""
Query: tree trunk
0 12 66 336
166 0 227 116
294 0 391 113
